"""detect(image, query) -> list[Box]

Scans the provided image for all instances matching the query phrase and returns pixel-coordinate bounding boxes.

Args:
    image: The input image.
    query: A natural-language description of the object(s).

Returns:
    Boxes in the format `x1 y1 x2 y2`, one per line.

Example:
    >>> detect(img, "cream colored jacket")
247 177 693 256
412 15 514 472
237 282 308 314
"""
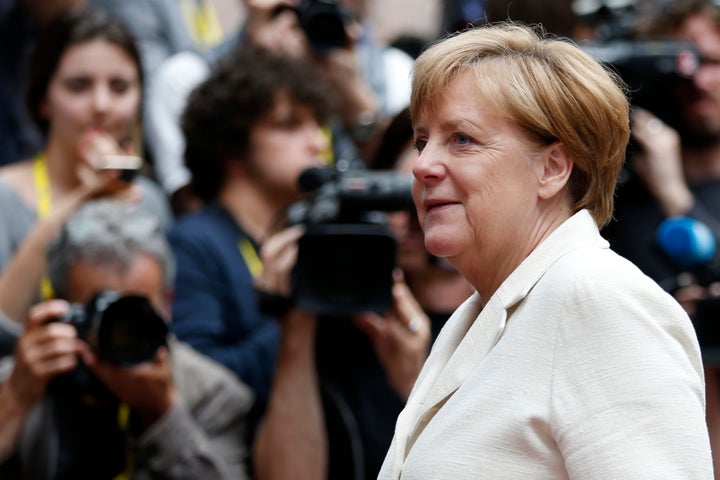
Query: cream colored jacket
379 210 713 479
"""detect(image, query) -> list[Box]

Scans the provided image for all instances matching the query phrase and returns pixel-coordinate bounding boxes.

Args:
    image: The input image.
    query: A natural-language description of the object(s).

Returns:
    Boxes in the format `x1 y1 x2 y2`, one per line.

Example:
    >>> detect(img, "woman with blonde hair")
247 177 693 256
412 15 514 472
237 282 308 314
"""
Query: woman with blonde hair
378 23 713 479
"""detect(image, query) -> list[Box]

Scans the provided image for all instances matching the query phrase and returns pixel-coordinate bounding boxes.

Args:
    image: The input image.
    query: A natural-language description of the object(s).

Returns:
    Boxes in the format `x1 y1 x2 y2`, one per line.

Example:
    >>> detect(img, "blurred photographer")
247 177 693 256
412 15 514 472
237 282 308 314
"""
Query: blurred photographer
599 1 720 475
238 0 413 154
168 44 332 410
146 0 413 215
0 199 253 479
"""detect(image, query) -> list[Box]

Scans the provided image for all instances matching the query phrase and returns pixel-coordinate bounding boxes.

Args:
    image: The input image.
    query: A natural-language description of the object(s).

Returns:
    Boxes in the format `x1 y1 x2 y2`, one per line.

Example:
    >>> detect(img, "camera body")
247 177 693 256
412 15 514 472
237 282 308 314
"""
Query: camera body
582 39 698 125
295 0 351 53
50 290 169 398
577 1 700 125
288 167 414 316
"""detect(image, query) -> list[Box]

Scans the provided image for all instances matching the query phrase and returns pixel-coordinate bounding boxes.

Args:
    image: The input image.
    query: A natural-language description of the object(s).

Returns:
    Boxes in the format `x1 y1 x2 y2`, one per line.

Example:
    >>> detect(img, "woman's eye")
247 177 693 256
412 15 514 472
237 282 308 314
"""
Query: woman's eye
109 79 132 94
453 133 473 145
413 139 427 153
64 78 90 92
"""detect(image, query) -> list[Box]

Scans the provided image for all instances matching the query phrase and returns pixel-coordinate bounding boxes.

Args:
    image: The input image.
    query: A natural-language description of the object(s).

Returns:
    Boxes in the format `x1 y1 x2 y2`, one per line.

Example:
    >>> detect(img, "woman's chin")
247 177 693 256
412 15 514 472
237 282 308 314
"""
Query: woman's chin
424 234 458 259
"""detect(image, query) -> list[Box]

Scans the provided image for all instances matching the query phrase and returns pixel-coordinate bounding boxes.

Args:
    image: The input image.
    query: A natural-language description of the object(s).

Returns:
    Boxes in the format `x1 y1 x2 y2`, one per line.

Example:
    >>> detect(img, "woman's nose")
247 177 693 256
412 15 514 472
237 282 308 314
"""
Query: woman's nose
412 143 445 184
91 84 112 113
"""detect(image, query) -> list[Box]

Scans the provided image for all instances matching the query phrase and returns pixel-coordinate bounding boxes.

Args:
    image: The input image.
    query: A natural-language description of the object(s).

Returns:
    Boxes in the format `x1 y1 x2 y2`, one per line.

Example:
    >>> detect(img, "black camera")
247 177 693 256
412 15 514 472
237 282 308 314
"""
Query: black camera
57 290 168 366
576 1 700 125
582 39 698 124
295 0 351 53
288 166 414 317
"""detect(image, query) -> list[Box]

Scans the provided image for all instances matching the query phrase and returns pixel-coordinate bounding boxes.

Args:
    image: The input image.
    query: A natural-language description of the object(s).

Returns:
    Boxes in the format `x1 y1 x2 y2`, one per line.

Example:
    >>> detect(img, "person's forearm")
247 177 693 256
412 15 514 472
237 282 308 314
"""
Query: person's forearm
0 385 32 462
0 188 90 323
655 181 694 218
253 310 326 480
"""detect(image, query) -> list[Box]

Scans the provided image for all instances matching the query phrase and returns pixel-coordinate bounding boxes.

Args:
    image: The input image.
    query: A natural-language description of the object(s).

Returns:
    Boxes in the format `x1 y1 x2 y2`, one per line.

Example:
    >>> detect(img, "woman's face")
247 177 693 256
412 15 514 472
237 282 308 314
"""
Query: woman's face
41 39 141 153
247 93 329 204
411 70 550 291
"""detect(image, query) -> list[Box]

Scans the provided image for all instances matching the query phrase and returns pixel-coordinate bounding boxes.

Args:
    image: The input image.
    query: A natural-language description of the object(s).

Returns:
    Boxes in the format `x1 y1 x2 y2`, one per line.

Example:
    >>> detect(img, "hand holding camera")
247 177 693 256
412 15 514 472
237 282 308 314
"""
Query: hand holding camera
6 300 81 409
245 0 310 58
256 224 306 300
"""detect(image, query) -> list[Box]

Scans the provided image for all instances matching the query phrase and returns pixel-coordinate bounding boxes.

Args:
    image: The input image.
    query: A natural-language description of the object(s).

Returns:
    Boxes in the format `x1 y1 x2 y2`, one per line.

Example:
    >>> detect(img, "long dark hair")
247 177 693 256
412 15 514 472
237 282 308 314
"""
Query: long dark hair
25 8 143 136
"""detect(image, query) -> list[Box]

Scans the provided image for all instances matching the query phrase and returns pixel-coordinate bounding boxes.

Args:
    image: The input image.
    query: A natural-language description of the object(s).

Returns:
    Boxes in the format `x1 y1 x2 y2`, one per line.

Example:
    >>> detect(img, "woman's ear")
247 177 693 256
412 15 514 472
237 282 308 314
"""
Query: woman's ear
537 141 573 200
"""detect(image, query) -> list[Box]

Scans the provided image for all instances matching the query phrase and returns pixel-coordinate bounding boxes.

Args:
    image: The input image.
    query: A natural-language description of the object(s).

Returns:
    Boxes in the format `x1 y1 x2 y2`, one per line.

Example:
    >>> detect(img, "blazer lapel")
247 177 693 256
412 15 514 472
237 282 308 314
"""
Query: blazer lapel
393 293 508 462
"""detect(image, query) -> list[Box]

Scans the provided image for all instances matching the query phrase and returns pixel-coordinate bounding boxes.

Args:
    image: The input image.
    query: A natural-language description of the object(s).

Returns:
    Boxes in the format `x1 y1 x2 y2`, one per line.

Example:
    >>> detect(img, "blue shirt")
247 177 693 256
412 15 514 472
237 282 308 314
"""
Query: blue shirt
167 203 280 402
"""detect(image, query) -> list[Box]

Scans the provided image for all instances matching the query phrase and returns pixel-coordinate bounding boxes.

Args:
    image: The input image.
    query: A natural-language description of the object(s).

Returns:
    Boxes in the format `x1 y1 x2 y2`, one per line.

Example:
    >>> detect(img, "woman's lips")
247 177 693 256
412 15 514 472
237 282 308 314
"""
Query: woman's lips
424 199 458 213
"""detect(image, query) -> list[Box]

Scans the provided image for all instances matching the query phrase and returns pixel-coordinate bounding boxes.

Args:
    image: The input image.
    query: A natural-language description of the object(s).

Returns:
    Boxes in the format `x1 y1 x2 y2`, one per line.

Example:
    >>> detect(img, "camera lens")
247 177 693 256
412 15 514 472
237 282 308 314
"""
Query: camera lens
96 295 168 366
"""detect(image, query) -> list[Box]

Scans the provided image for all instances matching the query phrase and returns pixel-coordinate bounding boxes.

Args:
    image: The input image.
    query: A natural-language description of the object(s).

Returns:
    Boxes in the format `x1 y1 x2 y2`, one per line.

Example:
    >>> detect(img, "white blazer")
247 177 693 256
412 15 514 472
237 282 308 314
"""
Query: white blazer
379 210 713 479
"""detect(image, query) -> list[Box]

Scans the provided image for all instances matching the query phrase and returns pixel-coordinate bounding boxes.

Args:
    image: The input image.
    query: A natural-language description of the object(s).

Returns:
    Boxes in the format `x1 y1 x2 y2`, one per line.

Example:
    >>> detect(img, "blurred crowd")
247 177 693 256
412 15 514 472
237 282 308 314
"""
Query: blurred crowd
2 0 720 478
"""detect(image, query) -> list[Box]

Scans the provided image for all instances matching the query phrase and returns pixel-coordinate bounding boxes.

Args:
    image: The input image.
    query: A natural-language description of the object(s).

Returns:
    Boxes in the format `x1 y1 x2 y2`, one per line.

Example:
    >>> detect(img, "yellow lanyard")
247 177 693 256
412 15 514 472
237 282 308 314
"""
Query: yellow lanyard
238 236 263 278
178 0 224 50
112 403 133 480
35 154 133 480
320 125 334 165
31 153 55 300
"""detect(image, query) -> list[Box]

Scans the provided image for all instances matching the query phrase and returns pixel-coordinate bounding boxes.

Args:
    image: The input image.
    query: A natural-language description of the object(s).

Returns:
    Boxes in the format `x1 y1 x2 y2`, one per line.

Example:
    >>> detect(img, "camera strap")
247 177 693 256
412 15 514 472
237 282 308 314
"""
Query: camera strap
112 402 134 480
238 236 263 278
177 0 224 50
31 152 56 300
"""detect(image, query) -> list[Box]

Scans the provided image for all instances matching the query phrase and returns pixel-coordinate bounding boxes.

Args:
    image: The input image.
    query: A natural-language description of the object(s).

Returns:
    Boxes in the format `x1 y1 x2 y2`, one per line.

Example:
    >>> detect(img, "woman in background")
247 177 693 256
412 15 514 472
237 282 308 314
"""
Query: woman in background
0 8 171 352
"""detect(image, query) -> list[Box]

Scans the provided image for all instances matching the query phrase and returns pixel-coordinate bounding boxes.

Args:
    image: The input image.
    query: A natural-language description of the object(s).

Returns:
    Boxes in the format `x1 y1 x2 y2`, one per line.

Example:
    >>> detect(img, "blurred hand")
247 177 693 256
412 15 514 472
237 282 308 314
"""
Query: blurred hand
630 108 692 216
244 0 309 58
354 270 430 401
315 45 379 126
80 345 177 428
76 129 142 202
6 300 79 408
255 224 305 297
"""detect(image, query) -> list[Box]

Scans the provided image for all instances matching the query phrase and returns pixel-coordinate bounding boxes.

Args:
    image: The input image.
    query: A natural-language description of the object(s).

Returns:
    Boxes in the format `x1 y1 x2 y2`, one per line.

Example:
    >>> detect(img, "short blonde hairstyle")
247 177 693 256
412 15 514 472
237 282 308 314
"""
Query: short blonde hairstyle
411 23 630 227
